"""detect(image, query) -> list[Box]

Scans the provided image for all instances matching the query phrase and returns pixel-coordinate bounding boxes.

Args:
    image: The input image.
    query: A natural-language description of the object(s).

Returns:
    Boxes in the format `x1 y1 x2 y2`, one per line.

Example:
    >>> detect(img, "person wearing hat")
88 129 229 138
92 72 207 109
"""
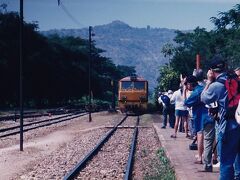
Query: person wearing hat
201 56 240 179
235 67 240 80
158 90 175 129
236 100 240 124
184 75 215 171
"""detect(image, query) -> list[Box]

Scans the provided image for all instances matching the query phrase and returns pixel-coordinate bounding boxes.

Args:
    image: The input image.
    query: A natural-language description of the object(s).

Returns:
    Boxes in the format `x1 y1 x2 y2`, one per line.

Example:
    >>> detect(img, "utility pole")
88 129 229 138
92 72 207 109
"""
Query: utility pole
111 80 116 112
19 0 24 151
88 26 93 122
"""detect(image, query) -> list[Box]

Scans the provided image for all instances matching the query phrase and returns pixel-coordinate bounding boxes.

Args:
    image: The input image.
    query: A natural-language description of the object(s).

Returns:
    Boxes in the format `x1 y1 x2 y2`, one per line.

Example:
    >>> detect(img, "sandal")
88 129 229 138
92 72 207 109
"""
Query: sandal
194 160 203 164
186 134 191 139
170 135 176 138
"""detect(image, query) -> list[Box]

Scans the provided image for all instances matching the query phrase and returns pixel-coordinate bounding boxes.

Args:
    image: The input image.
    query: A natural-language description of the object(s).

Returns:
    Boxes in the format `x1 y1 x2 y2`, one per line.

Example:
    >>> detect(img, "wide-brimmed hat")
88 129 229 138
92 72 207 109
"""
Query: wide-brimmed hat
210 56 225 72
234 67 240 71
236 102 240 124
167 90 173 94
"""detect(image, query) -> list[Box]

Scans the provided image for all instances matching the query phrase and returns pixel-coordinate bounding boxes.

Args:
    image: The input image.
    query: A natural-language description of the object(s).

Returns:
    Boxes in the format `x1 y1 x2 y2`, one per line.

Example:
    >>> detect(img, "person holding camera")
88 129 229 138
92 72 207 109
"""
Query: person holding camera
184 75 215 171
201 56 240 180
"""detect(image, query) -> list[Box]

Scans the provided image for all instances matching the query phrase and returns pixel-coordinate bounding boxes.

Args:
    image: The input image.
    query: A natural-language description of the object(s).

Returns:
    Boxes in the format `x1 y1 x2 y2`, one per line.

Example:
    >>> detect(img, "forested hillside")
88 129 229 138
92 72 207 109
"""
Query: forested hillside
0 12 135 108
42 21 177 90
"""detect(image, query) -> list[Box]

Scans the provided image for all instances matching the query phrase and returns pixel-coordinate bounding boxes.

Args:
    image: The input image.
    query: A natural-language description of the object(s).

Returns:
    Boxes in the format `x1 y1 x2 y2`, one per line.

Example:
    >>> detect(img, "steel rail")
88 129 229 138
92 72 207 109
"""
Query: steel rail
63 115 128 180
124 116 139 180
0 113 87 138
0 113 77 133
0 111 85 133
0 109 83 121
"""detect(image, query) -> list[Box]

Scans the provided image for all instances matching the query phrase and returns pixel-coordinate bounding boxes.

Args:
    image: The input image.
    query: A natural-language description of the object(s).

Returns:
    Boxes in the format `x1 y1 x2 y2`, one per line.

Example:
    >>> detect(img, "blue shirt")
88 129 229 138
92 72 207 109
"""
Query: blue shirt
201 73 239 138
184 84 214 132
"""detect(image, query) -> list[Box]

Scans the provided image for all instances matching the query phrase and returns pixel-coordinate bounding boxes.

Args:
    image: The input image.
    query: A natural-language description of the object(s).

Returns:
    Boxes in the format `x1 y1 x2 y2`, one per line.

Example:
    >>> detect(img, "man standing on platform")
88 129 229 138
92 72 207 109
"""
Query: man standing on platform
158 90 175 129
201 56 240 180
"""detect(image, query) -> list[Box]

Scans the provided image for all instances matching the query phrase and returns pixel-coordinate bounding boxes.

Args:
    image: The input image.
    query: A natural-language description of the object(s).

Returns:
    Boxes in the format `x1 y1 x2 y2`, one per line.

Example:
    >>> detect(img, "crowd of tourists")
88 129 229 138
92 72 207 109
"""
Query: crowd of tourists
158 56 240 180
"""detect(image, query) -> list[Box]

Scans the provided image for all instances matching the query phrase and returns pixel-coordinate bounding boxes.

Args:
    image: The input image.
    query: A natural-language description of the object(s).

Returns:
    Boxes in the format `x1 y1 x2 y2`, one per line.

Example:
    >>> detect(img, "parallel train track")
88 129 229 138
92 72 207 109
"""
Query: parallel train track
64 115 140 180
0 112 88 138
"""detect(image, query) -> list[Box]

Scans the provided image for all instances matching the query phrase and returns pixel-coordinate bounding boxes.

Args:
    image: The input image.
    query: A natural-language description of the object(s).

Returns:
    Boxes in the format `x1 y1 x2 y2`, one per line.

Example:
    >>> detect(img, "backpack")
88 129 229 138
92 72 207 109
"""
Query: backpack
217 72 240 120
161 95 170 106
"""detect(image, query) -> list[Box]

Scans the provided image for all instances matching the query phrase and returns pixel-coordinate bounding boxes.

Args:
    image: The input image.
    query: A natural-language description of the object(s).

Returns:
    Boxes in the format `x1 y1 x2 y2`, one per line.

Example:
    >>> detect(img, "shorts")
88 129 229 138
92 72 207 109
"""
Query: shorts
175 110 188 117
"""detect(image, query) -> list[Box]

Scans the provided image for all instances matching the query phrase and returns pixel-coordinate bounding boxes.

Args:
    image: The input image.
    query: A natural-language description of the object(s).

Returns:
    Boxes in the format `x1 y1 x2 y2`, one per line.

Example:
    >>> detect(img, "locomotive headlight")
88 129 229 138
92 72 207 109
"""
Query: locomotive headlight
121 95 127 102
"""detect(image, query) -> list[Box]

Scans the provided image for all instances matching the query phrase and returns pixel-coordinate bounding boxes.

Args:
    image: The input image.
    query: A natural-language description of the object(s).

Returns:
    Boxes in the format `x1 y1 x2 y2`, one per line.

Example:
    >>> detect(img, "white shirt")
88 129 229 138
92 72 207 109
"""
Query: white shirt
236 100 240 124
158 95 166 107
158 92 173 107
171 89 188 111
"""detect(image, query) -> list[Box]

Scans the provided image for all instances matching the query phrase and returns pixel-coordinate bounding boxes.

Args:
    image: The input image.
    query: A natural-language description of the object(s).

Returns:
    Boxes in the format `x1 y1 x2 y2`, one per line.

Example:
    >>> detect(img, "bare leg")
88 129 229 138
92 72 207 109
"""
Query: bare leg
196 132 203 162
182 116 189 137
173 116 180 137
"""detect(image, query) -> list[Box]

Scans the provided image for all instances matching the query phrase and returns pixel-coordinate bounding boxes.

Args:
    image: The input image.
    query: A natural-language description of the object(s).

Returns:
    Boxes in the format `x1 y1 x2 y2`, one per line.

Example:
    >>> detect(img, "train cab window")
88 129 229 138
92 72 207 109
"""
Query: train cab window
121 81 145 90
121 81 133 90
134 82 145 90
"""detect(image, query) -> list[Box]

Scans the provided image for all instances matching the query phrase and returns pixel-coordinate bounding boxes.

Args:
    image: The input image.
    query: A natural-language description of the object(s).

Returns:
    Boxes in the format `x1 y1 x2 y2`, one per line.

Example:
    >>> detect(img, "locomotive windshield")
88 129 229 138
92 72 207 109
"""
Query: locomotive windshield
121 81 145 90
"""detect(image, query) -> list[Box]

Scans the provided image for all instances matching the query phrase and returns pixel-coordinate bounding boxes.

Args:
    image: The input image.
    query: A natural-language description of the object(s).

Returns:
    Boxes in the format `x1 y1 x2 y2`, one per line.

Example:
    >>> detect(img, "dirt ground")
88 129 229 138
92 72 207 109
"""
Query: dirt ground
0 112 161 179
0 112 119 179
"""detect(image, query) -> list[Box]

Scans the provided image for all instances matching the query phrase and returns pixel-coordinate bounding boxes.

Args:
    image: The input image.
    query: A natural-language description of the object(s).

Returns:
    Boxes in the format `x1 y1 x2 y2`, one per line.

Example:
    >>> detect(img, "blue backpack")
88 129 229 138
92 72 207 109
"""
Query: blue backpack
161 95 170 106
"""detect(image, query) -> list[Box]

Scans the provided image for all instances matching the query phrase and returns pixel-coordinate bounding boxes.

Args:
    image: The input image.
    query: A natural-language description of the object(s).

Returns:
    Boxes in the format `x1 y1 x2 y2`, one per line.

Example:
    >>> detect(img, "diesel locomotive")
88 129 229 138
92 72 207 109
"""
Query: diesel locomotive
118 76 148 113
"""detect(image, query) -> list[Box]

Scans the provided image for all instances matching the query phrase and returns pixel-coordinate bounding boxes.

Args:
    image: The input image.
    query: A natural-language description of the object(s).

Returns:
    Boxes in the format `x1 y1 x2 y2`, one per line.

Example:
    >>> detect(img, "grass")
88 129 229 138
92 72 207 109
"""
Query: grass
144 148 176 180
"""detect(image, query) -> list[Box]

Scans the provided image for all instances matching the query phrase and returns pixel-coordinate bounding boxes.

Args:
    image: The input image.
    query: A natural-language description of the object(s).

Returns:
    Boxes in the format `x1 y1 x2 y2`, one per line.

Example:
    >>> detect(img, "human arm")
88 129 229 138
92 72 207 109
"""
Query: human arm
184 89 201 108
170 91 176 104
201 70 218 105
158 96 162 104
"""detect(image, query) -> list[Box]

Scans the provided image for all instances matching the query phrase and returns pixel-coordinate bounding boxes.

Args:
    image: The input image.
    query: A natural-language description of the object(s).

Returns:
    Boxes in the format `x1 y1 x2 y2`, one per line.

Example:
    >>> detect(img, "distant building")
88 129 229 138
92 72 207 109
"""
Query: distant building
147 25 150 30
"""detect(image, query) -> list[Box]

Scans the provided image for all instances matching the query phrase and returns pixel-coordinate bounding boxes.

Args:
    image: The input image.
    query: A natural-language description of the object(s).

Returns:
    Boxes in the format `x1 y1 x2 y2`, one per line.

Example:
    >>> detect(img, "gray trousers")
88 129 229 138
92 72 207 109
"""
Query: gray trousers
203 123 215 167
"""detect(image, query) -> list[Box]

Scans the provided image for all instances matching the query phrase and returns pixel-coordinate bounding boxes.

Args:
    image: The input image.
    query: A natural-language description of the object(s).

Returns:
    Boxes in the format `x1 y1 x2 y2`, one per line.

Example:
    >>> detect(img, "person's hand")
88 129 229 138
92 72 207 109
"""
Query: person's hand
180 74 187 86
207 69 214 83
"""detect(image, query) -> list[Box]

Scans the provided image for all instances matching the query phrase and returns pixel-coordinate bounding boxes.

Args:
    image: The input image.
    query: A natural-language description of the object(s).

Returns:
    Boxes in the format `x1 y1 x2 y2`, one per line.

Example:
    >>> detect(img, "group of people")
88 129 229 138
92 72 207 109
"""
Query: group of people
158 56 240 180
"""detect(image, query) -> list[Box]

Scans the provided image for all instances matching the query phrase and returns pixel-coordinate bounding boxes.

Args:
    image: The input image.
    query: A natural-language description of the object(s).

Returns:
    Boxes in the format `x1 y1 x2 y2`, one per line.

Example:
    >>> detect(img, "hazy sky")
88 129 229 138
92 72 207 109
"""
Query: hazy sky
3 0 239 31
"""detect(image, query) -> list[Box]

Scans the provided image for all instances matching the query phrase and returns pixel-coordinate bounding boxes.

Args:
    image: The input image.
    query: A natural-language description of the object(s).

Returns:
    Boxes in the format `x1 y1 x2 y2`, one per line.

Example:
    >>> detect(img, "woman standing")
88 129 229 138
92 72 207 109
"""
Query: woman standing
170 82 190 138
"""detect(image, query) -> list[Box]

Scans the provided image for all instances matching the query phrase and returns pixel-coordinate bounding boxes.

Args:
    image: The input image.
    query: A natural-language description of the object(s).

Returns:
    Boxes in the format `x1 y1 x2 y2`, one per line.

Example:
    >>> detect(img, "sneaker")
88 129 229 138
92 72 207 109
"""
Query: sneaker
170 134 177 138
199 165 213 172
234 175 240 180
213 159 218 165
161 126 166 129
213 162 220 171
204 165 213 172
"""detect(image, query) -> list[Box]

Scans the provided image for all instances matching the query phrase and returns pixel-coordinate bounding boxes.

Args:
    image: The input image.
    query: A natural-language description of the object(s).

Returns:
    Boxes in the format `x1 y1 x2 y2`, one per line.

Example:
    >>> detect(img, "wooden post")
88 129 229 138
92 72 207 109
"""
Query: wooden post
196 54 200 70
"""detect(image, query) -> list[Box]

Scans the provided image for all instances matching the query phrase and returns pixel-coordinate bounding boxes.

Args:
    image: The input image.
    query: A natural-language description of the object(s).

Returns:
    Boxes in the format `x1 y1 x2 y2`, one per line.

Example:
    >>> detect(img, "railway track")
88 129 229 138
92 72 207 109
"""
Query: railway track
64 115 140 180
0 108 84 122
0 112 88 138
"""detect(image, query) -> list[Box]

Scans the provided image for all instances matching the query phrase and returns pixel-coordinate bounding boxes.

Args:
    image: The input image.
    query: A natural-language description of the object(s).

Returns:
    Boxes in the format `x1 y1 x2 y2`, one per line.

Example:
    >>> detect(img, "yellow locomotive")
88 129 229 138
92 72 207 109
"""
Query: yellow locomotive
118 76 148 113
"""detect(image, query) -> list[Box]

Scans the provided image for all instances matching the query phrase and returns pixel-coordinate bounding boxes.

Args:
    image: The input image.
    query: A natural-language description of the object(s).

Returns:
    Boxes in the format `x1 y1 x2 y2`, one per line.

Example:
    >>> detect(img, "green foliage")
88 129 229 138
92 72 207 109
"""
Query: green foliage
0 12 135 108
156 66 179 92
171 27 215 73
144 148 175 180
146 102 158 113
157 4 240 100
211 4 240 30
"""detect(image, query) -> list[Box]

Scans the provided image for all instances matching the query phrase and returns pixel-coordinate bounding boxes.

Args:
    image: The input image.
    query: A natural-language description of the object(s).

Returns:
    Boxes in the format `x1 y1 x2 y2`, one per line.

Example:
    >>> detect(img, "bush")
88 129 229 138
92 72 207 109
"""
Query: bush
144 148 175 180
147 102 158 113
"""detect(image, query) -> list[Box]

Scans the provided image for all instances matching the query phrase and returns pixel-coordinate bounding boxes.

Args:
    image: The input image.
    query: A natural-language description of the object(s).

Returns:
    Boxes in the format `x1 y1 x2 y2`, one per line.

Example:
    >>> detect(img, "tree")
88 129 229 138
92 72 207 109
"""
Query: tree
0 12 136 108
156 65 179 92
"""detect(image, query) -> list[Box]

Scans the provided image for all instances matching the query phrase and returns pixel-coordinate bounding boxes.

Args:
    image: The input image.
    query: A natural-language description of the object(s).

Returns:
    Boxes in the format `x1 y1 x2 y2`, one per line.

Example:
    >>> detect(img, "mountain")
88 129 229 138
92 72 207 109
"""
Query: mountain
41 20 177 91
